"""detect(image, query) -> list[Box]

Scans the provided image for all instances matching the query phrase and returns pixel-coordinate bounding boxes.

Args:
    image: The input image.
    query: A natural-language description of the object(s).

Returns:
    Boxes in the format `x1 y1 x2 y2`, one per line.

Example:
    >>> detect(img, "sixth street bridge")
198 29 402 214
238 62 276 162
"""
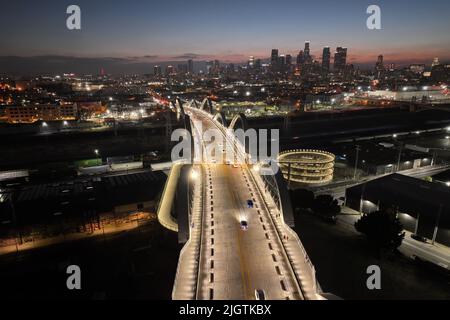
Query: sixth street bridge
158 99 325 301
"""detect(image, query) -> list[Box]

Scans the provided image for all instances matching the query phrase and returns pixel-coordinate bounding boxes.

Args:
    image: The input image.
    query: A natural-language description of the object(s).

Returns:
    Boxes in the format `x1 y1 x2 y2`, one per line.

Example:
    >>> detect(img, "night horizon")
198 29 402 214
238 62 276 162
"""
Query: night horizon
1 0 450 75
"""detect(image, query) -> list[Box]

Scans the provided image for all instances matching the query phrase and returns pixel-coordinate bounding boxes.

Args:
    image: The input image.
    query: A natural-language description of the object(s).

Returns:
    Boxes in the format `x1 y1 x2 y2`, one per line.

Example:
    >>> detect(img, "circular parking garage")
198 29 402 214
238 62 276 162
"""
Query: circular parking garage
278 149 335 184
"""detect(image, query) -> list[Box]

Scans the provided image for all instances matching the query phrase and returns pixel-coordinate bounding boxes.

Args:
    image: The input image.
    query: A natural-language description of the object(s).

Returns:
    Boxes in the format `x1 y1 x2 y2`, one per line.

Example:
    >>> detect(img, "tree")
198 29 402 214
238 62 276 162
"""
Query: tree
290 189 315 211
312 195 341 222
355 208 405 254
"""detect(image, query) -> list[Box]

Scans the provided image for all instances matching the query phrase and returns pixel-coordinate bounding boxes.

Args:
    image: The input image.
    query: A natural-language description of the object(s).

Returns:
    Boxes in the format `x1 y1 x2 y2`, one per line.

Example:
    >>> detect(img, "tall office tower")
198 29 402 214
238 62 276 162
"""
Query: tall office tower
432 57 440 67
248 56 255 68
278 55 286 72
165 65 175 75
334 47 348 71
286 54 292 66
212 60 220 74
154 65 162 76
296 50 304 65
206 61 213 74
304 41 311 58
255 59 262 70
303 41 313 64
271 49 279 70
188 59 194 74
177 64 188 74
322 47 331 72
375 55 384 78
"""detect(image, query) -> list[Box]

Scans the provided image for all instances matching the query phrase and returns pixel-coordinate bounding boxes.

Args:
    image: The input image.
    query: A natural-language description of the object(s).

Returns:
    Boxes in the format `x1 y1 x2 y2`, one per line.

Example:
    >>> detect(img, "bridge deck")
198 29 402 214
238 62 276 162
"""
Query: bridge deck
172 104 320 300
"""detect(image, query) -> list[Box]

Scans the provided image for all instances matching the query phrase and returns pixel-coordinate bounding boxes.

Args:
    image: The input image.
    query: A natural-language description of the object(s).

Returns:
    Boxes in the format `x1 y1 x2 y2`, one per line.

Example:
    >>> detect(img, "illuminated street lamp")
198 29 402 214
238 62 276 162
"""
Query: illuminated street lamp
190 169 199 181
94 149 101 165
63 121 68 126
42 122 48 128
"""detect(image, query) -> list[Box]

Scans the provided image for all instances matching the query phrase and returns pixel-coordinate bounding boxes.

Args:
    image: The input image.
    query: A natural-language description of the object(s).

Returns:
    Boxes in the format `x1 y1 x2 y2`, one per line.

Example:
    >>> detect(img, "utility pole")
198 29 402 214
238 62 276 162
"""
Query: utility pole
432 205 443 245
353 145 361 181
396 143 404 172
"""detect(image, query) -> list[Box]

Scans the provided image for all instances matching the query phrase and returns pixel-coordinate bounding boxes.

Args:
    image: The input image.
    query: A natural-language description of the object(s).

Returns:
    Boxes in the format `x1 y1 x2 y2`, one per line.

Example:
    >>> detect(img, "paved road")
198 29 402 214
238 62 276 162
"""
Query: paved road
196 164 302 300
191 110 303 300
172 106 320 300
315 164 450 199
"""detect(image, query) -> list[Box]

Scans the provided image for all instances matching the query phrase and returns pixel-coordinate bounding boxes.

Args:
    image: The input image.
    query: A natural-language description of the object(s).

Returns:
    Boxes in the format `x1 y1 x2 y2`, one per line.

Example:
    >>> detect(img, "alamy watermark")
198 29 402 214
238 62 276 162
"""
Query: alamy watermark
66 265 82 290
171 125 280 175
367 5 382 30
66 5 81 30
366 265 382 290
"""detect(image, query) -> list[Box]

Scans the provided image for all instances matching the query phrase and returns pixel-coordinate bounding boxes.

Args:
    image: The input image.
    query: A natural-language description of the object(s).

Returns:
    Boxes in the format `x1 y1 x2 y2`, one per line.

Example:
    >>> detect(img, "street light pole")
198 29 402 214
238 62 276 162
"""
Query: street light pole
396 143 404 172
353 145 361 181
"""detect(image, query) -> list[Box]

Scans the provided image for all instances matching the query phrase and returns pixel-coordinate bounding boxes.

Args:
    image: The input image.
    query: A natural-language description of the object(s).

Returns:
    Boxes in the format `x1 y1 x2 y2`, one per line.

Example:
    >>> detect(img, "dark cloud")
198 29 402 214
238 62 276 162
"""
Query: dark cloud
172 53 207 60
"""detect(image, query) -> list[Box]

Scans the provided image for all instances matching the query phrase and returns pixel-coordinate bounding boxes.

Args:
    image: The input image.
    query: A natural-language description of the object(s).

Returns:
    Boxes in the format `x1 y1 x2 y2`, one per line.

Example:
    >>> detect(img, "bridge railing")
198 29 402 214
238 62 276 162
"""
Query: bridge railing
250 168 319 297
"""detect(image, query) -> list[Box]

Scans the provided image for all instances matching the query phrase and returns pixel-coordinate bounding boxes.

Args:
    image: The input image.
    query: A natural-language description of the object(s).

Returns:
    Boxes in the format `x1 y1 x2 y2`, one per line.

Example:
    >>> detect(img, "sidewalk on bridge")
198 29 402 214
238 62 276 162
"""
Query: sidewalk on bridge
337 206 450 270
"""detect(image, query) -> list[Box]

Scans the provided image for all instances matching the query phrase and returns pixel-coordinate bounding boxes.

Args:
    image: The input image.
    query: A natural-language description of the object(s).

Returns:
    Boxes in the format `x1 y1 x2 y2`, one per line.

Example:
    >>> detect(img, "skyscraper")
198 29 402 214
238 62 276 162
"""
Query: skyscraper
271 49 279 71
188 59 194 74
154 65 162 76
375 55 384 78
304 41 311 62
278 55 286 72
296 51 304 65
165 65 175 75
334 47 347 71
322 47 331 72
432 57 440 67
286 54 292 66
206 61 213 74
248 56 255 68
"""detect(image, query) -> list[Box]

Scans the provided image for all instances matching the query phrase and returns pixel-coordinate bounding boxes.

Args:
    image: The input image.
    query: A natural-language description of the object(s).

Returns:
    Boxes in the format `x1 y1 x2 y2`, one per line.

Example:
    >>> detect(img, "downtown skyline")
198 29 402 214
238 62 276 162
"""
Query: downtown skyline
0 0 449 68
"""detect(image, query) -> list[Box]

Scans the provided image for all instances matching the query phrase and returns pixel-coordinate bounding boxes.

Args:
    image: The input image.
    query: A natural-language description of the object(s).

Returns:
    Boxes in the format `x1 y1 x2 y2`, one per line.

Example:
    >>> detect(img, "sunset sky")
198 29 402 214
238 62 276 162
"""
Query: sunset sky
1 0 449 72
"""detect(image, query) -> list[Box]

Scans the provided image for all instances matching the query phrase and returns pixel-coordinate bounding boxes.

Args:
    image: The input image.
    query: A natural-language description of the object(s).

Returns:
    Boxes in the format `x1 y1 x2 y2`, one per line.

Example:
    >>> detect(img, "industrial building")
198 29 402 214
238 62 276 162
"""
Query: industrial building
346 174 450 247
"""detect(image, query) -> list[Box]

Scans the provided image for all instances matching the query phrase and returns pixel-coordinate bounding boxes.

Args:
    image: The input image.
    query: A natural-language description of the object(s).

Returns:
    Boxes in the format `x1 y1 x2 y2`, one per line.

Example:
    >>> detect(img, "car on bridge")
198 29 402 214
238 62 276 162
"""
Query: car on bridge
255 289 267 300
240 220 249 231
247 200 254 208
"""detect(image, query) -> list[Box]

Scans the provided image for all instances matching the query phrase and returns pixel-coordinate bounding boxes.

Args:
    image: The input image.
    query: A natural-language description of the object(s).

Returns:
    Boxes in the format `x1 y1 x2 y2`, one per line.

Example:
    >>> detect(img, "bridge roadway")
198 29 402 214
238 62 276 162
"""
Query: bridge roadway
172 105 320 300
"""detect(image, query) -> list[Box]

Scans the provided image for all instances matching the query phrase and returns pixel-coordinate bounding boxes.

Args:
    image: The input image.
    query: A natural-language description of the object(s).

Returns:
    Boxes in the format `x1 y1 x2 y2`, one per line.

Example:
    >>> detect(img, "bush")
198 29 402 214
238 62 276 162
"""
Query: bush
355 208 405 254
312 195 341 222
